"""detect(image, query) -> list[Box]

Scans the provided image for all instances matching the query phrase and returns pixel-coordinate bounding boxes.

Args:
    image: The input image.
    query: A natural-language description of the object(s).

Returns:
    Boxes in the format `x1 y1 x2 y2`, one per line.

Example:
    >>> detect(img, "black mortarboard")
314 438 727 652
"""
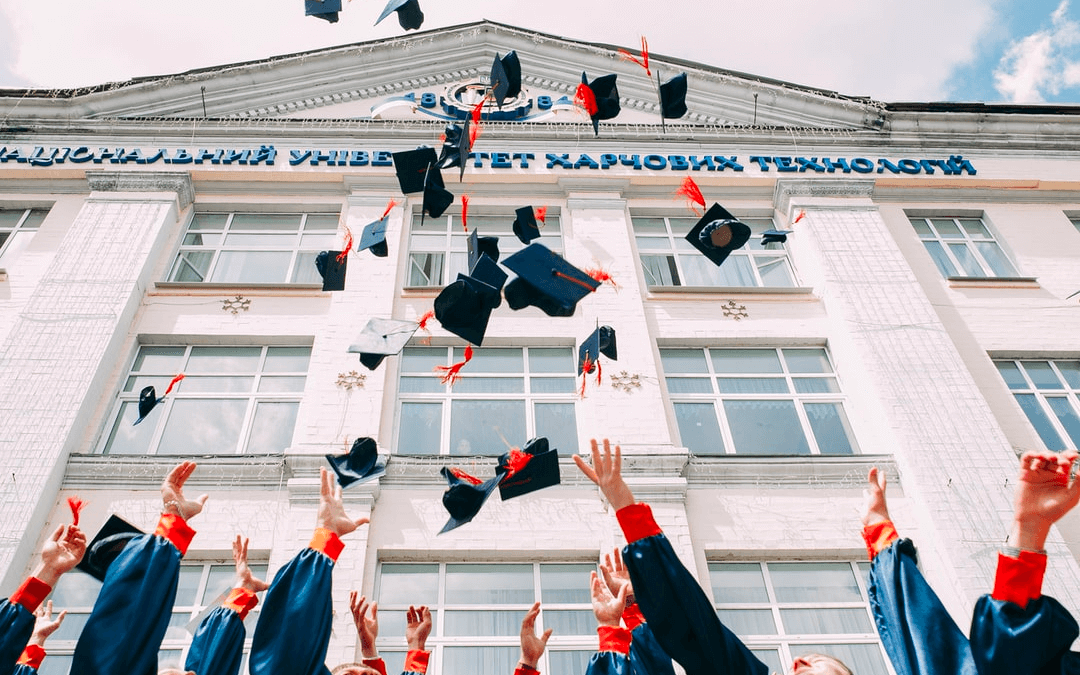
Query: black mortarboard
77 515 144 582
660 73 688 119
326 437 386 488
305 0 341 22
512 206 542 245
501 244 599 316
490 51 522 108
580 72 621 136
685 204 752 267
439 466 506 534
375 0 424 30
434 275 499 346
497 437 560 500
393 147 441 195
470 254 507 293
358 217 389 258
467 230 500 269
437 122 472 182
423 179 455 223
760 229 793 246
315 250 347 291
348 317 419 370
134 374 185 426
577 325 618 375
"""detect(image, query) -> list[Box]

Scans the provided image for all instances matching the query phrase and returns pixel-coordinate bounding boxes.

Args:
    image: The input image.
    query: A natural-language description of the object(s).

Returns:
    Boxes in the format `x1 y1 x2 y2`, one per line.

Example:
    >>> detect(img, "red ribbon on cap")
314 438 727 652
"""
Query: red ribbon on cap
435 345 473 386
618 37 651 76
163 373 185 396
535 206 548 224
675 177 705 215
502 448 532 481
461 195 470 233
337 227 353 264
381 199 398 219
580 353 593 398
575 84 599 116
793 210 807 224
553 270 598 293
67 496 85 526
450 468 483 486
586 266 618 291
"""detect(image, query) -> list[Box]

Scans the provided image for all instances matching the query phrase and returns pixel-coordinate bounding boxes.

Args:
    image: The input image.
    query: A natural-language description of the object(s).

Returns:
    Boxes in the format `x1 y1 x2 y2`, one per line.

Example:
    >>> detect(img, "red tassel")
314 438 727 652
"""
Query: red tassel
163 373 185 396
580 353 593 399
337 226 353 263
450 468 483 486
575 84 599 116
381 199 398 219
67 496 84 526
503 448 532 480
596 359 602 386
675 177 706 215
469 97 486 146
617 37 651 76
417 309 435 331
553 270 598 293
435 344 474 386
585 266 618 291
794 210 807 224
535 206 548 223
461 195 470 233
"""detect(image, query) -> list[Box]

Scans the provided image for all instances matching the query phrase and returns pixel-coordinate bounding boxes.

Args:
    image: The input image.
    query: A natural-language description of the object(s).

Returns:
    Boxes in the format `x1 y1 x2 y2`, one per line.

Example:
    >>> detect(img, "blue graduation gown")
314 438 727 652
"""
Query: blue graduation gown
0 600 35 675
629 622 676 675
867 538 977 675
588 650 631 675
970 593 1080 675
185 604 247 675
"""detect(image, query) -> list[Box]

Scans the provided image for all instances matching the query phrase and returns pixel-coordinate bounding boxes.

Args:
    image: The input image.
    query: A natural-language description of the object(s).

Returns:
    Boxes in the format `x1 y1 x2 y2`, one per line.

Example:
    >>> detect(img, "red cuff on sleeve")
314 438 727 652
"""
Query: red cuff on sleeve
515 666 541 675
309 528 344 562
154 513 196 556
223 587 259 620
616 503 662 544
362 657 388 675
598 625 632 654
17 644 45 668
10 577 51 612
861 520 899 561
622 603 645 631
404 649 430 674
992 550 1048 609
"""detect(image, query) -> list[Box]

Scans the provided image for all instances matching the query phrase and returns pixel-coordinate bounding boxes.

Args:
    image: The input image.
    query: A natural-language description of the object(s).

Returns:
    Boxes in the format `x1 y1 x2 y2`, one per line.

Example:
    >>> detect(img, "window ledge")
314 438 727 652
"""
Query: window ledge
686 454 897 488
65 454 290 489
402 286 440 297
647 285 816 297
946 276 1039 289
152 282 326 295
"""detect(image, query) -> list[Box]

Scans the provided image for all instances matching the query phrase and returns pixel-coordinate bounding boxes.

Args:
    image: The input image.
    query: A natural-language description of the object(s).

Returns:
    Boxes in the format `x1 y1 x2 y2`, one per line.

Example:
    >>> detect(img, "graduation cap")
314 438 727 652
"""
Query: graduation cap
497 437 560 500
348 317 420 370
577 326 617 375
685 204 752 267
434 275 499 346
501 244 600 317
470 254 507 294
490 51 522 108
358 203 396 258
437 123 471 182
576 73 621 136
439 466 506 534
315 250 348 291
326 437 386 488
512 206 545 245
659 73 688 119
375 0 423 30
393 147 442 195
423 179 455 224
468 230 500 269
760 229 793 246
77 515 144 582
305 0 341 23
134 374 185 426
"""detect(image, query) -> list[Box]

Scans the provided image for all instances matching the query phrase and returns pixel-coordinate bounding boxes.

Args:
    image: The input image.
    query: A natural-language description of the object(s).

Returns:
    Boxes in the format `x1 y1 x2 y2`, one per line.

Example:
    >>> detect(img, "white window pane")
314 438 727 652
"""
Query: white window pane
680 255 730 286
376 610 409 638
528 348 575 373
187 347 262 373
667 378 714 394
661 349 709 374
400 377 445 394
158 399 247 455
1022 361 1063 389
104 401 157 454
201 564 236 604
264 347 311 372
304 214 340 230
540 564 593 603
757 257 795 286
248 401 299 453
211 251 292 283
534 403 577 456
449 400 525 455
712 256 758 287
175 565 204 605
1015 394 1067 450
781 608 872 634
793 378 840 394
800 644 889 675
443 646 517 675
402 347 448 372
190 213 228 229
0 211 24 227
379 652 408 675
641 254 679 286
0 231 36 265
674 402 724 455
996 361 1027 389
632 217 669 233
444 610 522 636
229 214 301 230
445 564 532 604
378 564 439 605
292 251 322 283
959 218 990 237
158 648 185 669
716 377 789 394
769 563 861 603
931 219 963 237
1058 361 1080 388
39 655 72 675
170 250 213 282
460 348 524 372
709 563 769 603
530 377 576 394
543 610 594 635
922 241 957 277
784 349 832 373
805 403 857 455
223 233 296 246
717 609 777 635
549 651 593 675
257 376 307 393
712 349 782 374
724 400 810 455
1046 397 1080 448
184 232 221 245
637 237 674 252
948 243 984 276
180 376 255 393
750 650 783 675
50 573 102 607
974 241 1018 276
408 252 444 286
399 402 442 455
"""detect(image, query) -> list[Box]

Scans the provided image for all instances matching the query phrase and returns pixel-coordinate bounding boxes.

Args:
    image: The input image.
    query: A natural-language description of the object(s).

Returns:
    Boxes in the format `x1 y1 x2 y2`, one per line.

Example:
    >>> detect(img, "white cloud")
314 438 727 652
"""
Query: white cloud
994 0 1080 102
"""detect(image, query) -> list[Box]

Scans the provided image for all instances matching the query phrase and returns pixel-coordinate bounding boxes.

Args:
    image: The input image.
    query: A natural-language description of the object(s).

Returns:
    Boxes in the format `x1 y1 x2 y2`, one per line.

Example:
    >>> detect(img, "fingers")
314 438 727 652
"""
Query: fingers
591 439 602 477
320 467 331 499
354 517 371 529
572 454 599 484
521 601 540 634
166 462 196 488
371 601 378 623
49 524 64 543
614 581 628 606
612 441 621 477
407 605 417 624
540 627 553 646
196 494 209 508
55 610 66 626
349 591 361 616
599 562 616 592
612 547 624 572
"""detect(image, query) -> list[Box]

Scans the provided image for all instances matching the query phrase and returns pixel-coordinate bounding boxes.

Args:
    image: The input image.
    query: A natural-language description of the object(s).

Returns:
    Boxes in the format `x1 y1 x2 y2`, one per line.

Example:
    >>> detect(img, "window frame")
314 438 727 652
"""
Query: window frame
0 207 47 266
908 215 1018 279
994 358 1080 451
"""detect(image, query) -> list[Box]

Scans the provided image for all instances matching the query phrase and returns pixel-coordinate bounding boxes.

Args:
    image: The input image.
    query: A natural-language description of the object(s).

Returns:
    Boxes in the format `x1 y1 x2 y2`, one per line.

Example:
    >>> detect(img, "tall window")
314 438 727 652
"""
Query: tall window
40 558 268 675
0 207 47 267
407 212 562 288
996 359 1080 450
168 212 340 284
375 562 596 675
102 345 310 455
661 347 858 455
633 215 796 288
397 346 578 456
709 561 889 675
908 216 1018 278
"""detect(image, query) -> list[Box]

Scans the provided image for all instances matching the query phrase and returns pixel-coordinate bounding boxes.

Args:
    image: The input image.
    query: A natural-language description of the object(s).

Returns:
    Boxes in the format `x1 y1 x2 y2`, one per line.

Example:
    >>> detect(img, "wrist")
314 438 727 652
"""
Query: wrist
1010 519 1051 553
406 642 425 653
519 655 538 669
32 564 62 588
361 647 379 659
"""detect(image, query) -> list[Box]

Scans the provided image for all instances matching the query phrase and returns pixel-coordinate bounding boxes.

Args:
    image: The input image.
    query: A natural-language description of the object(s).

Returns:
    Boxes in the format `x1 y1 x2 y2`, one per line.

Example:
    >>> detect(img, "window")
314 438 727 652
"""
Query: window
407 211 562 288
908 216 1018 278
709 561 889 675
41 559 268 675
375 562 597 675
397 346 578 456
168 212 340 284
995 359 1080 450
633 215 795 288
102 345 310 455
0 207 47 267
661 347 858 455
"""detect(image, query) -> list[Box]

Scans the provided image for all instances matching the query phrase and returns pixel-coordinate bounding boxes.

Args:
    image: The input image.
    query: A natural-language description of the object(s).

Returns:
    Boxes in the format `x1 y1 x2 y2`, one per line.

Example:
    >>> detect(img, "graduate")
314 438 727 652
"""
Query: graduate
584 568 633 675
0 525 84 675
11 601 67 675
334 592 432 675
574 439 852 675
597 549 676 675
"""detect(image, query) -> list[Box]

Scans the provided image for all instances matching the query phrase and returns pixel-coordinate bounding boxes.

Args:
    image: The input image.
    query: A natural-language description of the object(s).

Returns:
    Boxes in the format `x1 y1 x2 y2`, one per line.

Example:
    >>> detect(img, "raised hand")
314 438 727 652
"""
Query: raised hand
232 536 268 593
573 439 635 510
590 570 627 627
29 600 66 647
861 467 891 527
349 592 379 659
519 601 553 669
1011 450 1080 551
599 547 633 602
318 468 370 537
161 462 209 521
35 524 86 586
406 605 432 652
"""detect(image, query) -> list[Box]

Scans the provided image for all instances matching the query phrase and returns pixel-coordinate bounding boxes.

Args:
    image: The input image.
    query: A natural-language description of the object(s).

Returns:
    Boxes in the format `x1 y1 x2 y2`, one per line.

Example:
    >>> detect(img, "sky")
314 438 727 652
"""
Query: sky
1 0 1080 104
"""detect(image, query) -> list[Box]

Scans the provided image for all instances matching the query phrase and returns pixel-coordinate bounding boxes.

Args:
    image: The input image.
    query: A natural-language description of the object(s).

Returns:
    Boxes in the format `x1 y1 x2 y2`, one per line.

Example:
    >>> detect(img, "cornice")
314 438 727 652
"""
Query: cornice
86 170 194 208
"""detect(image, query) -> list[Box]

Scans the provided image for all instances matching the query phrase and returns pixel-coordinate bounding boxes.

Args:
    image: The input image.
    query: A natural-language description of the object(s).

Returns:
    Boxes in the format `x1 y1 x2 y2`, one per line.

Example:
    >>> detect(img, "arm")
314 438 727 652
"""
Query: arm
517 602 552 675
403 604 432 675
11 601 66 674
71 462 205 675
249 468 369 675
600 549 676 675
585 571 632 675
349 593 387 675
574 439 768 675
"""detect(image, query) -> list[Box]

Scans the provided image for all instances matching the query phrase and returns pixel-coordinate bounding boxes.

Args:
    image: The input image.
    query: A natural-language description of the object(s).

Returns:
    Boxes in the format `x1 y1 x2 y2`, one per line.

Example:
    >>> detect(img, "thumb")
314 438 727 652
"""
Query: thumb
540 628 553 646
354 517 370 528
196 494 209 507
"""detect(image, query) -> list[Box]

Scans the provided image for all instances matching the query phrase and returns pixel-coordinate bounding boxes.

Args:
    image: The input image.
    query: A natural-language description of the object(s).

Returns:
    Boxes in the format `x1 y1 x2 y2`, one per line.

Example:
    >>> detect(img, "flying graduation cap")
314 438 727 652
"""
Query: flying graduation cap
439 466 507 534
434 274 500 346
437 123 472 182
134 374 185 426
305 0 342 23
512 206 546 245
393 148 454 224
326 437 386 488
685 204 752 268
497 437 560 500
348 317 420 370
357 200 397 258
315 250 348 291
502 244 600 317
490 51 522 108
77 515 144 582
578 325 617 397
659 73 689 119
375 0 423 30
467 229 500 269
761 229 793 246
576 72 621 136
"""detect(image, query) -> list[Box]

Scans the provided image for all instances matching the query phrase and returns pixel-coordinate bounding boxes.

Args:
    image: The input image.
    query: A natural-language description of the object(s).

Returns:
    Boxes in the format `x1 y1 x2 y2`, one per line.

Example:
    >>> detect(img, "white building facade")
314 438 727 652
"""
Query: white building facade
2 21 1080 675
